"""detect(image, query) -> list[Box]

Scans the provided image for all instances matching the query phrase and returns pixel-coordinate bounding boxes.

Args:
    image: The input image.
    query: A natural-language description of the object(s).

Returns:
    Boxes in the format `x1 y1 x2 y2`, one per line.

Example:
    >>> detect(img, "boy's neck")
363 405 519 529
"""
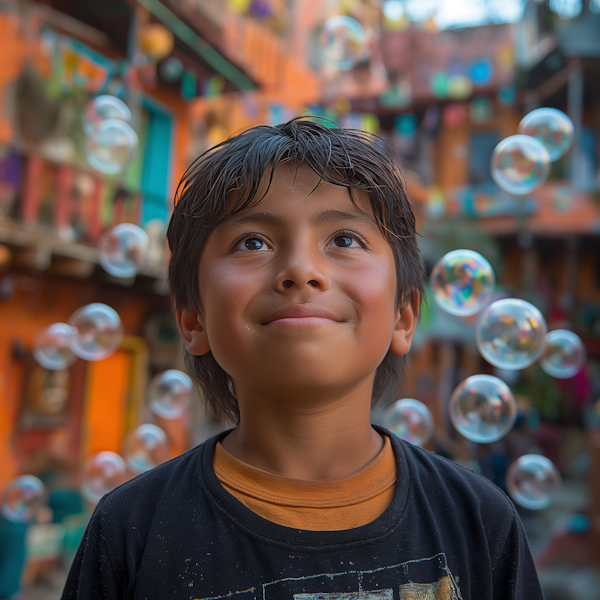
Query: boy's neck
220 385 384 481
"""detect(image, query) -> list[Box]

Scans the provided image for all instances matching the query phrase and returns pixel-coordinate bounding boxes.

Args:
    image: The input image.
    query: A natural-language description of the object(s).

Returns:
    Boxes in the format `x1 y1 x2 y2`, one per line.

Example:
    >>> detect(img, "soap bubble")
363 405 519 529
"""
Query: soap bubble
99 223 150 278
83 95 132 136
506 454 561 510
159 56 184 82
476 298 547 370
320 16 367 71
123 424 169 474
540 329 586 379
383 398 433 446
86 119 138 174
490 135 550 195
148 370 192 419
430 249 495 317
81 452 127 504
33 323 77 370
449 375 517 443
2 475 44 522
68 303 124 361
518 108 574 162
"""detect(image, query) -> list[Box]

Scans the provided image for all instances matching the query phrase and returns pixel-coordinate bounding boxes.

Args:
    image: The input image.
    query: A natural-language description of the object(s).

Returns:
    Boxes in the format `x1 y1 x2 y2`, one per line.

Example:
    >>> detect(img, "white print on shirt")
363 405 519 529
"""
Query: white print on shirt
194 553 462 600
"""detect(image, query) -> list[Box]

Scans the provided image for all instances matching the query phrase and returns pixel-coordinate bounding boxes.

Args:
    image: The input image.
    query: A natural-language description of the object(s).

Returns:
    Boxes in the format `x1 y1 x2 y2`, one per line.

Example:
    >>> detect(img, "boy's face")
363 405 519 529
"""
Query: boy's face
178 164 417 406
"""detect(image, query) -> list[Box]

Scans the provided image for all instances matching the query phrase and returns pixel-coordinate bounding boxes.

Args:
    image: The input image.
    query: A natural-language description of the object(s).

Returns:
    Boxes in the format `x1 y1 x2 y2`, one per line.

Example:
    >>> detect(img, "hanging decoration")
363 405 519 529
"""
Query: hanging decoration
470 58 494 86
442 103 467 128
139 23 175 63
470 96 493 124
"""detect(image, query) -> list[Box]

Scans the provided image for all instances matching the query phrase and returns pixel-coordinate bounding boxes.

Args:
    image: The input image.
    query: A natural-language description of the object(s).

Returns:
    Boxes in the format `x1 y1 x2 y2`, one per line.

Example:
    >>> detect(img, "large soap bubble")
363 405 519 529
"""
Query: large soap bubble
123 424 169 474
33 323 77 370
86 119 138 174
476 299 547 370
148 370 192 419
540 329 586 379
2 475 45 522
320 16 367 71
449 374 516 443
99 223 150 278
83 95 132 136
518 108 573 162
383 398 434 447
506 454 561 510
81 451 127 504
68 303 124 361
430 249 495 317
491 135 550 195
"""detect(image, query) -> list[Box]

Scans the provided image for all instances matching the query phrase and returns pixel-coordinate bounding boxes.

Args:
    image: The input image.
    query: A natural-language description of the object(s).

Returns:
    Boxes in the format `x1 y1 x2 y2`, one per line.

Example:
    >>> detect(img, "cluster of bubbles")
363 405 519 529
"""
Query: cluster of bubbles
319 16 368 71
491 108 573 195
388 221 588 509
32 303 123 370
98 223 150 278
83 95 138 174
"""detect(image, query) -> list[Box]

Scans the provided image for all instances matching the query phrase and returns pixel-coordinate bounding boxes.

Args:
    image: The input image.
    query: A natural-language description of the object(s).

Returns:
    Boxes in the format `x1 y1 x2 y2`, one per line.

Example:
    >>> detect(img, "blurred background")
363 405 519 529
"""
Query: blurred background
0 0 599 598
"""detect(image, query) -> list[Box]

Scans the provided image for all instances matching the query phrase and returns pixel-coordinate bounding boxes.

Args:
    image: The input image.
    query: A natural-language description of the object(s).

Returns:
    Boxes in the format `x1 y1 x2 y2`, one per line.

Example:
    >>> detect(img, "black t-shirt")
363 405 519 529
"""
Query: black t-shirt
62 426 543 599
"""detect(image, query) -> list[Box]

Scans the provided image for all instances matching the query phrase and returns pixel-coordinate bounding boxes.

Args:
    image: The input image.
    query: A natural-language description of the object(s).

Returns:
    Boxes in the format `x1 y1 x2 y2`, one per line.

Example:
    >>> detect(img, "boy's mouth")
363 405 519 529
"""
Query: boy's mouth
262 304 343 327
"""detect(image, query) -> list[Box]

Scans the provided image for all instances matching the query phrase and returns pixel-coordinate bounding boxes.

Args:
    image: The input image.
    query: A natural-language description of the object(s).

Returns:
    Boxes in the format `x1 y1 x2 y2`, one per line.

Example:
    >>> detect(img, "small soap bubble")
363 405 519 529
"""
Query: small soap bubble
83 95 132 136
383 398 433 446
320 16 367 71
99 223 150 278
2 475 45 522
68 303 124 361
148 370 192 419
476 298 547 370
506 454 561 510
159 56 184 82
490 135 550 195
518 108 574 162
81 452 127 504
86 119 138 175
540 329 586 379
449 374 517 443
32 323 77 370
123 424 169 474
430 249 495 317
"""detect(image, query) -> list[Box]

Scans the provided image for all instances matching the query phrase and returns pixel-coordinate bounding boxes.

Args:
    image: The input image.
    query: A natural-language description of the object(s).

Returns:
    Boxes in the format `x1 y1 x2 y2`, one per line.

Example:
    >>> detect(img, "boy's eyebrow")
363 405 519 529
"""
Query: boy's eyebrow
218 209 378 230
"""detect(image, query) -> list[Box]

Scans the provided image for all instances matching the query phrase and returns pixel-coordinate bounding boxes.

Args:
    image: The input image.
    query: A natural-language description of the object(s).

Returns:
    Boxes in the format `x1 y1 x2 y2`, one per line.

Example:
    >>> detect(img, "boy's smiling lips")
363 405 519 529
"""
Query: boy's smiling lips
261 304 344 328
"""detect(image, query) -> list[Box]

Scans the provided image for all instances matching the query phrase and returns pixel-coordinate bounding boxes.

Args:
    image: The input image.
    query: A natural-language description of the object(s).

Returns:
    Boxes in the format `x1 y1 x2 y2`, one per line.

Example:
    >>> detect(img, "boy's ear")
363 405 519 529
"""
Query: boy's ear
175 305 211 356
389 291 419 356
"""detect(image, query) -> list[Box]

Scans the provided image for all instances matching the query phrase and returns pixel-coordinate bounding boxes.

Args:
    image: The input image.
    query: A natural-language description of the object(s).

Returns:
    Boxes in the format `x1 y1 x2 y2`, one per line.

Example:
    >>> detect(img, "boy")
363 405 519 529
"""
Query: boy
62 118 543 599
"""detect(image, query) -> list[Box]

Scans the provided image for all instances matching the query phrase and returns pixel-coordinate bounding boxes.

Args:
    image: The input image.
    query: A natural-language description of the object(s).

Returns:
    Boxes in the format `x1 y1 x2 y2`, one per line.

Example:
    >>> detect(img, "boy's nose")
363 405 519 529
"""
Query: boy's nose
273 252 329 292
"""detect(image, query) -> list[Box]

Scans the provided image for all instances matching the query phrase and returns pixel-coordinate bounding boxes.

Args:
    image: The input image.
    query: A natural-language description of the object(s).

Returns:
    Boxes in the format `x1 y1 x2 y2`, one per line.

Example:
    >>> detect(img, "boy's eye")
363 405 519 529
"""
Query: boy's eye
236 237 269 252
329 234 362 249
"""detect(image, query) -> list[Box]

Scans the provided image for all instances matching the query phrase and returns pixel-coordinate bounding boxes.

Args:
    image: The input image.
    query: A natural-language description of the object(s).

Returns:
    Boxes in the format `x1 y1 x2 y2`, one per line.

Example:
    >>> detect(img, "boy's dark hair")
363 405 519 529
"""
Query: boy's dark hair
167 117 425 424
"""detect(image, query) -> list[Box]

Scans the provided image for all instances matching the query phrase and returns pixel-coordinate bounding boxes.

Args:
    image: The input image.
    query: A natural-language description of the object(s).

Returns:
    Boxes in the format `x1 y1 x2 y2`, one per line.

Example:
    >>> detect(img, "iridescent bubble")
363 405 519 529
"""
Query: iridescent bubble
68 303 124 361
159 56 184 82
83 95 132 136
449 374 517 443
506 454 561 510
476 298 547 370
148 370 192 420
540 329 586 379
518 108 573 162
383 398 433 446
490 135 550 195
81 451 127 504
320 16 367 71
430 249 495 317
32 323 77 370
99 223 150 278
1 475 44 522
123 424 169 474
86 119 138 175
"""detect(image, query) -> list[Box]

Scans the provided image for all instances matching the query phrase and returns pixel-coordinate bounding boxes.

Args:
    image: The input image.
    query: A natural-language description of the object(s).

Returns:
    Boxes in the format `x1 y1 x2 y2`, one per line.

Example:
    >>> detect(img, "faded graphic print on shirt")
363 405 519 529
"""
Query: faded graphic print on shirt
195 553 462 600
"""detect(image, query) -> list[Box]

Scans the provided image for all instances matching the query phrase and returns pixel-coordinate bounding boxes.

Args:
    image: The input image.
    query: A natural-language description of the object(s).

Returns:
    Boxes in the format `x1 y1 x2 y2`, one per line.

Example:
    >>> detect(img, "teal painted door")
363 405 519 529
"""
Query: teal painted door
140 100 173 225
